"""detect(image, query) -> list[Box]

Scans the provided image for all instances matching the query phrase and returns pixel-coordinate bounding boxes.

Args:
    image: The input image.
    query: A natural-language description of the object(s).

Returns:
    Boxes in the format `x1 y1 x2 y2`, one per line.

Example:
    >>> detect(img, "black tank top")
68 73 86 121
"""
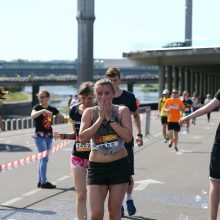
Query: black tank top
91 105 124 155
69 104 90 159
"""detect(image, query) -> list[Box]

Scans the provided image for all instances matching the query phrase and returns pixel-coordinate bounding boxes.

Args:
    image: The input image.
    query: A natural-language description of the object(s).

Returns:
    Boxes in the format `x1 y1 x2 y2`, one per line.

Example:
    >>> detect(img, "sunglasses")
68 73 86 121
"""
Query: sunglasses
38 96 47 99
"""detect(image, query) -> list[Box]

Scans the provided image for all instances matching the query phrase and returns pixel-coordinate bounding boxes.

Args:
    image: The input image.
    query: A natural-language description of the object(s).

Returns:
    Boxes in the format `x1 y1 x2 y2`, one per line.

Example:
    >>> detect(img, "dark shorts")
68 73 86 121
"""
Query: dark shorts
168 122 180 132
87 157 130 185
161 116 168 125
210 135 220 180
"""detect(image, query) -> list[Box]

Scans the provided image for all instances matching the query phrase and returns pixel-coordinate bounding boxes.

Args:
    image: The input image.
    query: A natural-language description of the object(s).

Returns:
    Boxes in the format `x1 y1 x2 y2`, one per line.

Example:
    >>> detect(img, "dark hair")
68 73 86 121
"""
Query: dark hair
94 78 115 93
78 81 94 96
37 90 50 98
106 67 121 78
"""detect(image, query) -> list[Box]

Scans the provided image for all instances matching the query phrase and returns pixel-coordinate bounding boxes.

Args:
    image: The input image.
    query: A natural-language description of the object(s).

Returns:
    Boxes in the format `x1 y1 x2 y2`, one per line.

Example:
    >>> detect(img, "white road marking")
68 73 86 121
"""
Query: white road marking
134 179 164 191
192 136 203 139
1 197 22 206
57 175 71 181
22 189 41 197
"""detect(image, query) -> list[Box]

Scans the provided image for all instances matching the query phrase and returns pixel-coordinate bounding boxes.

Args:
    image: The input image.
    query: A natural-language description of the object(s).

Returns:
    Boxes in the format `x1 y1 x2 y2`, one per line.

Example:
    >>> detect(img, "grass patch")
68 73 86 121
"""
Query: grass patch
6 91 29 102
141 83 159 92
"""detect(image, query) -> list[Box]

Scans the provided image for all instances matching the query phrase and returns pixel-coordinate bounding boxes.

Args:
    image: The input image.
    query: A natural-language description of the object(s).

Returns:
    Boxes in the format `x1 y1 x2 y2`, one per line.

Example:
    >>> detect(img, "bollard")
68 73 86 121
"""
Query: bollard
145 107 151 136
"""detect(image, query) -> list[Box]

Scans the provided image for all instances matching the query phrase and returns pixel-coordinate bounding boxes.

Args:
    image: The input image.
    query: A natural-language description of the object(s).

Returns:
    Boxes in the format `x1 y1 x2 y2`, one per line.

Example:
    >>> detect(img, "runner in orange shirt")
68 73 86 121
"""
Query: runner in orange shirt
164 89 185 152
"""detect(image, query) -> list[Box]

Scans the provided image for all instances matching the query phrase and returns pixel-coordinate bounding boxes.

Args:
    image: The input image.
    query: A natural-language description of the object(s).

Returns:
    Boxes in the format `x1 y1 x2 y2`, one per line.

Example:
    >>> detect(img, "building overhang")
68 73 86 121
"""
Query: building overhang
123 46 220 75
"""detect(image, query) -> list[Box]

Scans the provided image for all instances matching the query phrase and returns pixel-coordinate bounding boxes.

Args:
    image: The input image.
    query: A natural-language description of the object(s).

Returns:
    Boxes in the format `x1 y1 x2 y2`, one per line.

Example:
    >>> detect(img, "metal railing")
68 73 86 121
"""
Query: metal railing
2 108 152 134
2 116 65 131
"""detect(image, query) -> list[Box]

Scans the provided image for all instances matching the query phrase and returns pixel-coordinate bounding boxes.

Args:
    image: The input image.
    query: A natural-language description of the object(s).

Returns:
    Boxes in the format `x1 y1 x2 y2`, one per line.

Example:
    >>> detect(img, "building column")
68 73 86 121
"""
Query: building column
179 66 184 94
184 68 190 93
158 66 165 97
203 74 208 96
190 70 195 94
207 75 211 95
199 73 204 98
167 66 172 93
173 66 179 91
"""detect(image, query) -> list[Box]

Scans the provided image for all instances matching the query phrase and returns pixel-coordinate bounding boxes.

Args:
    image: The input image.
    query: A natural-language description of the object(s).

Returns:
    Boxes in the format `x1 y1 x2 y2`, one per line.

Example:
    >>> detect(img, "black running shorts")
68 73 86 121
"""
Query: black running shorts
210 134 220 180
87 157 130 185
168 122 180 132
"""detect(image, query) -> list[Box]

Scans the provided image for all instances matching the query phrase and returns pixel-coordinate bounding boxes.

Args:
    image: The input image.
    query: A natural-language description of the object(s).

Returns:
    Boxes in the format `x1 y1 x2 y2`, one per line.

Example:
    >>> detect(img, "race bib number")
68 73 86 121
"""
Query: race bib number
170 104 179 109
185 107 190 111
76 142 91 152
96 141 119 150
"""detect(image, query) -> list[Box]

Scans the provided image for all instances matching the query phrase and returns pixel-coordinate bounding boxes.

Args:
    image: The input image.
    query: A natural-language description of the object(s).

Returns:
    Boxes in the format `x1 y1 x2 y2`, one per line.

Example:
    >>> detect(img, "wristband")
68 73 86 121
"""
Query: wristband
63 134 67 139
137 133 143 138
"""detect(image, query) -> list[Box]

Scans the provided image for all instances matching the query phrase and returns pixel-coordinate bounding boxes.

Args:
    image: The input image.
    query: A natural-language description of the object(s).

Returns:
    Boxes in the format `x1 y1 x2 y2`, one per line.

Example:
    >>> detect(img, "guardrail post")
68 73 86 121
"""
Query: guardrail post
31 117 34 128
3 120 6 131
145 107 151 136
6 119 11 131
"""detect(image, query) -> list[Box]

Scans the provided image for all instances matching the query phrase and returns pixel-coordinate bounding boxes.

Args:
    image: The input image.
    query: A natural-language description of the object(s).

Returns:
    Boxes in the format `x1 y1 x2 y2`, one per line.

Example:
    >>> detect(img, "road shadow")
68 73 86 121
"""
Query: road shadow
123 216 156 220
0 207 55 215
0 144 32 152
0 186 74 219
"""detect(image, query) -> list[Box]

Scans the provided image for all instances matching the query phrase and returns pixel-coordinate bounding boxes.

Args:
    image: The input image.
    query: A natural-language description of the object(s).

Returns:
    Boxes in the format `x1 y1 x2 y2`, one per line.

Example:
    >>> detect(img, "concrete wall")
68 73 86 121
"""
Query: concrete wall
1 102 32 117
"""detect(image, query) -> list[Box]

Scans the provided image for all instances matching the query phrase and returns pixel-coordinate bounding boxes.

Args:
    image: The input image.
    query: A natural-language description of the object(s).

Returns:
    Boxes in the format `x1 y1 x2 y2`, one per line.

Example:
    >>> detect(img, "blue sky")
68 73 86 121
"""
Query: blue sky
0 0 219 61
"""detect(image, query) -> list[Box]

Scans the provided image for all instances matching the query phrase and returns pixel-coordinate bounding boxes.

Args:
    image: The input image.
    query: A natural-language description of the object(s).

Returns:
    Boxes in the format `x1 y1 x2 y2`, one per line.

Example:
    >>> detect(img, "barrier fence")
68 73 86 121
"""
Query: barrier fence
2 116 65 131
2 107 152 134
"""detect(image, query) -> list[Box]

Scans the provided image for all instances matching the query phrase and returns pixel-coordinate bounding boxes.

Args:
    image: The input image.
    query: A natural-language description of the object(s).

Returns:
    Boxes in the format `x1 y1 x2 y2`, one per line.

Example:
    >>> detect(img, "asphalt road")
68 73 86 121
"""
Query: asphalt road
0 110 219 220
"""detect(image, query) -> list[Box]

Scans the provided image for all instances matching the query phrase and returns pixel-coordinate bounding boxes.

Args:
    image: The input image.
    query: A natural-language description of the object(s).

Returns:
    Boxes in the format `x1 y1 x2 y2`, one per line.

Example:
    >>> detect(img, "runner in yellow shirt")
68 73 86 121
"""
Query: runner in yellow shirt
158 89 170 143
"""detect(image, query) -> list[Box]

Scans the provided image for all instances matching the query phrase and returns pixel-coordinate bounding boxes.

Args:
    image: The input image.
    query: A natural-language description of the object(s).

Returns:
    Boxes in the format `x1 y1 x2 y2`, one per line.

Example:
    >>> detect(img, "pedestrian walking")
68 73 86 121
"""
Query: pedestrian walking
53 82 94 220
79 79 132 220
181 90 193 132
106 67 143 217
31 90 67 189
204 94 213 122
164 89 185 152
179 89 220 220
158 89 169 143
191 92 202 125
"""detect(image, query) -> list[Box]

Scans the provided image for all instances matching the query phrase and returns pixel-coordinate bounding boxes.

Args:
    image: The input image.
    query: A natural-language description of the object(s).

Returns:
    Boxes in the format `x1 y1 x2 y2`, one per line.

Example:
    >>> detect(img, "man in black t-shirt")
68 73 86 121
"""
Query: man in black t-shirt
106 67 143 217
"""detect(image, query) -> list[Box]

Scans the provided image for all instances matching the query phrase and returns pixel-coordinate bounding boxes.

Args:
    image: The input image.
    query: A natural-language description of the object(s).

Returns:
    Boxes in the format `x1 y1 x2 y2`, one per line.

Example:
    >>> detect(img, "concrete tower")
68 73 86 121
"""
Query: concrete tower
76 0 95 87
185 0 193 46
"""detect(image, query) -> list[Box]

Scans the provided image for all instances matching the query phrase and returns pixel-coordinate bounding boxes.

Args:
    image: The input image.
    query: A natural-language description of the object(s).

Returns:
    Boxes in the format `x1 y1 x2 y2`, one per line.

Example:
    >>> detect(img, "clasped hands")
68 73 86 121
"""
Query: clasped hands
98 101 113 122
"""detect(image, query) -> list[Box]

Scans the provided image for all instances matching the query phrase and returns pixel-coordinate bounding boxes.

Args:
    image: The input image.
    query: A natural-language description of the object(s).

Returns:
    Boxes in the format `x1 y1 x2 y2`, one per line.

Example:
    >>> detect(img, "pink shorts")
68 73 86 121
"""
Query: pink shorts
71 155 89 169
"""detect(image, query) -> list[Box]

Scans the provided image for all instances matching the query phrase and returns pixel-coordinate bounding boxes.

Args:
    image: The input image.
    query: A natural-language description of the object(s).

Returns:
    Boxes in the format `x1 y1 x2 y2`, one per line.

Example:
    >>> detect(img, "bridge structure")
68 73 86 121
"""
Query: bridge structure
0 75 158 107
0 59 158 106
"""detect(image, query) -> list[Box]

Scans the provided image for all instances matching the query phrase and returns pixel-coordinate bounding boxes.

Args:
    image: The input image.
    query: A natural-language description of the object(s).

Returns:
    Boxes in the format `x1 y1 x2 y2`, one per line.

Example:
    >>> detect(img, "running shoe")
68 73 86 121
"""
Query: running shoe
126 199 136 216
41 181 56 189
37 182 41 188
168 141 173 148
174 147 179 152
164 139 168 143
